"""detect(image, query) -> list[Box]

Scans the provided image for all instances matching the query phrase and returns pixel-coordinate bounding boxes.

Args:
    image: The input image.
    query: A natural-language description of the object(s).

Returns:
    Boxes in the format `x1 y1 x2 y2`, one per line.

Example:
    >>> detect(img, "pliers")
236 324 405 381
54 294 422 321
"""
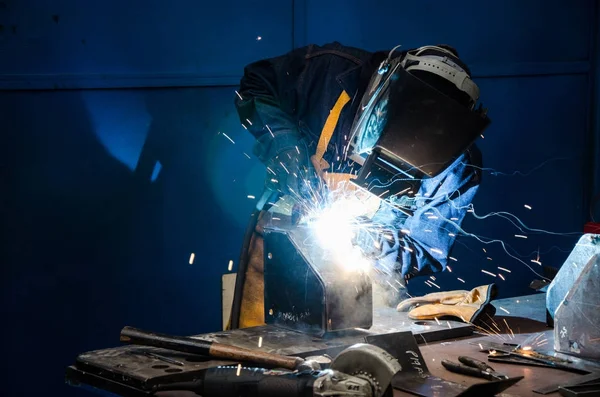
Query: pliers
442 356 509 381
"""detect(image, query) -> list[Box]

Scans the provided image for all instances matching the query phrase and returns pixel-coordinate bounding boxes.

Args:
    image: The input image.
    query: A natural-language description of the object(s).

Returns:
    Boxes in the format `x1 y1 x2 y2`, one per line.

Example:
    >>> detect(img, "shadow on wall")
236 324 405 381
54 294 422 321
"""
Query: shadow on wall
1 87 257 396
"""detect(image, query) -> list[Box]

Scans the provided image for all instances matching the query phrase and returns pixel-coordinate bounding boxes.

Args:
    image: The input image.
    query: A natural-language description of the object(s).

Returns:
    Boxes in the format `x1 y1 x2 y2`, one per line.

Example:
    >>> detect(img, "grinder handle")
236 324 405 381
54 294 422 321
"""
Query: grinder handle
120 326 303 370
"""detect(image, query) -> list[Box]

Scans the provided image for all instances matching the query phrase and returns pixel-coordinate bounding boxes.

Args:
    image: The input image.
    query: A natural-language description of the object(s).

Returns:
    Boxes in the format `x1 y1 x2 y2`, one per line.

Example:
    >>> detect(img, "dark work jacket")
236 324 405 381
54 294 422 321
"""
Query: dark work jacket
234 42 483 280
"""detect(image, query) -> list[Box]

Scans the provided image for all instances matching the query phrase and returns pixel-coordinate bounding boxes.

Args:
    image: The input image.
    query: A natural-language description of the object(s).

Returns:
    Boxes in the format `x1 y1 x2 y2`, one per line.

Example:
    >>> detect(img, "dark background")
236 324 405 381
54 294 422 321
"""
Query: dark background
1 1 599 395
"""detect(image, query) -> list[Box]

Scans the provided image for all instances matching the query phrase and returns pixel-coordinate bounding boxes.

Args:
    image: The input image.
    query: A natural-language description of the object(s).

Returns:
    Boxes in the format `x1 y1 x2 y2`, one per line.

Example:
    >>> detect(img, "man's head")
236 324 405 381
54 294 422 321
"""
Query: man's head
402 45 475 108
347 44 490 203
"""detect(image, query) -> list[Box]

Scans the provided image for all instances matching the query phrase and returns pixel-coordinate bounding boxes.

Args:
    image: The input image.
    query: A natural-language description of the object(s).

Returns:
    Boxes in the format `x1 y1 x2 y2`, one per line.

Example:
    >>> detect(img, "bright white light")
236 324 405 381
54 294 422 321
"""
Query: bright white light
308 197 374 273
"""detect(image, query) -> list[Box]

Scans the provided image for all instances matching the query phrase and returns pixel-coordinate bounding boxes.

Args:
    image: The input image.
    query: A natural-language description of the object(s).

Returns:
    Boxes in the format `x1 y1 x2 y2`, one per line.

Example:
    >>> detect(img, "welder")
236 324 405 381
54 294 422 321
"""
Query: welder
231 42 489 329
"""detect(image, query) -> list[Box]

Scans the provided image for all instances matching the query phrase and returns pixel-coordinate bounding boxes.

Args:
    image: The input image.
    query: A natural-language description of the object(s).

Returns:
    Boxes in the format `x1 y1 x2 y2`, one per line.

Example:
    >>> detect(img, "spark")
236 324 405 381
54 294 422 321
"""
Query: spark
243 152 251 159
189 253 195 265
258 337 263 348
222 133 235 144
481 269 497 277
499 307 510 314
449 256 457 261
447 321 452 329
428 215 439 219
446 265 452 272
483 248 487 253
266 125 274 137
386 280 399 292
524 204 532 210
256 36 262 40
503 318 515 338
498 273 505 281
435 317 441 325
450 217 459 221
498 267 512 273
425 280 433 288
247 195 255 199
478 343 483 350
448 233 456 237
480 134 485 139
431 248 443 255
241 123 248 130
272 217 281 221
430 275 436 281
429 281 441 289
535 338 548 346
403 246 414 253
236 363 242 376
279 162 289 174
516 300 520 303
228 260 233 271
521 345 532 351
295 146 300 154
245 118 253 125
531 259 542 265
424 229 433 233
235 90 243 100
487 257 493 261
514 234 528 239
457 277 465 283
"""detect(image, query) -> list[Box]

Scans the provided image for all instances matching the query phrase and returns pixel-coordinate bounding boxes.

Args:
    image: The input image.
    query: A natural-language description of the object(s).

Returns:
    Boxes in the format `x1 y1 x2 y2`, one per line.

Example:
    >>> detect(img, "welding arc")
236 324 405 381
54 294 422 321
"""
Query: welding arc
120 326 303 370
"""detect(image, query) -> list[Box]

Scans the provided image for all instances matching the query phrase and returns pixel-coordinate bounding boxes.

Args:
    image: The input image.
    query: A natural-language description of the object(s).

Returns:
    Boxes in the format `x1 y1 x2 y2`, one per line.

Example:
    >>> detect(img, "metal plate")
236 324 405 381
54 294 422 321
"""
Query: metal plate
67 313 471 395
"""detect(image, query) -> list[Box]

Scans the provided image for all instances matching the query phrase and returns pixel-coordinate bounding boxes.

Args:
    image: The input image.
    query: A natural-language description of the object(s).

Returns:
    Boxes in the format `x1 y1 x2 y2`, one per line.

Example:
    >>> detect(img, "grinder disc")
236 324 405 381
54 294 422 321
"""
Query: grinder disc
330 343 402 397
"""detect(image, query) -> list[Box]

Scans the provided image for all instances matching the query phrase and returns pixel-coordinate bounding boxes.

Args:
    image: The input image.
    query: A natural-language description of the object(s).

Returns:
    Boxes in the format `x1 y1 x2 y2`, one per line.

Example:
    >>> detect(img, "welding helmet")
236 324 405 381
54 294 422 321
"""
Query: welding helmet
347 45 490 200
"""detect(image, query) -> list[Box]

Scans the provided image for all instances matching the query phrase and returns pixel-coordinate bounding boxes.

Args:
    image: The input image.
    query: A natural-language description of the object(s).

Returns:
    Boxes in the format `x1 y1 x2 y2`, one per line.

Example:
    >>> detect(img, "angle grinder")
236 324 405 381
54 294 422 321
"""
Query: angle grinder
153 343 402 397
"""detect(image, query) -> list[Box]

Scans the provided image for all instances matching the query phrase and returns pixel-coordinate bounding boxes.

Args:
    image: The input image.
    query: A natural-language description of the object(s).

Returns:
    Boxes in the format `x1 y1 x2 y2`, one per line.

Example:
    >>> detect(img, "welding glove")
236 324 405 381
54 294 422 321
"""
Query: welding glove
264 144 317 200
396 284 498 324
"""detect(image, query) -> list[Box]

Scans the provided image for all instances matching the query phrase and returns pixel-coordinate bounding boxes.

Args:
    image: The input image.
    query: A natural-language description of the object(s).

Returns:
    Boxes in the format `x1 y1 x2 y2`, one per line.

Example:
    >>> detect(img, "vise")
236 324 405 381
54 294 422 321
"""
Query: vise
547 233 600 361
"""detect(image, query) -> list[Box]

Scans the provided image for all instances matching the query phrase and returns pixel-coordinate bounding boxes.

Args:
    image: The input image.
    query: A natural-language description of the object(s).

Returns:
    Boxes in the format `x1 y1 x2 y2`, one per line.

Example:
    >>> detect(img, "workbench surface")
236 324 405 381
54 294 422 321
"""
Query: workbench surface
393 293 597 397
68 293 600 397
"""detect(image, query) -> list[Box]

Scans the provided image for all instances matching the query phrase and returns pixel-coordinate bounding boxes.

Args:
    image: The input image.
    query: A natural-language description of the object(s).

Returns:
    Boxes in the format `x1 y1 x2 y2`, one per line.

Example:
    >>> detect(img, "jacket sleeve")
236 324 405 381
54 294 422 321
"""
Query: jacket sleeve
373 147 483 280
234 47 309 163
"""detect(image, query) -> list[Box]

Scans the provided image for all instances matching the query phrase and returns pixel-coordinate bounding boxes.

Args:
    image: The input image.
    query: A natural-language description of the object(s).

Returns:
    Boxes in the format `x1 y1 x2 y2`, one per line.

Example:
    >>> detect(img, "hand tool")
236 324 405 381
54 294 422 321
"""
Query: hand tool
153 343 402 397
120 326 321 371
441 356 508 381
373 331 524 397
472 341 587 373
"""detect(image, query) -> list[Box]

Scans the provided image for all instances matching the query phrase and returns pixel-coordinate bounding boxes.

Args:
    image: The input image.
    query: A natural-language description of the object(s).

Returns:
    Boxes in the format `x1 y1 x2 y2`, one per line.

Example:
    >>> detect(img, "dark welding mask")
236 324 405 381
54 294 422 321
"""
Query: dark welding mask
347 45 490 205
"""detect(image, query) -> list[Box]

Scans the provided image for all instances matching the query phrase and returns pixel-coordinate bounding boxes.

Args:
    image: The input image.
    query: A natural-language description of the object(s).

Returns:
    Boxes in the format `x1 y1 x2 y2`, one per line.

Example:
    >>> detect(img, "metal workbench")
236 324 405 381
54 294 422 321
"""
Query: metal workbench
66 293 599 396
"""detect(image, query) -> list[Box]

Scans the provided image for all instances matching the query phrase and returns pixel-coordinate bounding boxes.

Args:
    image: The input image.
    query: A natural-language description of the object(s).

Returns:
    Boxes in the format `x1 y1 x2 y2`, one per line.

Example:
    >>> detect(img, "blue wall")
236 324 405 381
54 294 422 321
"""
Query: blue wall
1 1 598 396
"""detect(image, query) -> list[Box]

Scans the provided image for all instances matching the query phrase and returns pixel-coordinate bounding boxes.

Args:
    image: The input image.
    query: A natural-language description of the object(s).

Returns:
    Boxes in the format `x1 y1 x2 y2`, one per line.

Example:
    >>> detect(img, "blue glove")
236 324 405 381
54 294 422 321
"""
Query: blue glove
265 146 318 200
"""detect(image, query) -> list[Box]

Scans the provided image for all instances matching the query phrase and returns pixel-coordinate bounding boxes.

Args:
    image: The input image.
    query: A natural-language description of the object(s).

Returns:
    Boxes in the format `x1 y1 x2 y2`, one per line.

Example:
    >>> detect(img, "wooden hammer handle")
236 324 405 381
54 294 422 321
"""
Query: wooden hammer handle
120 326 303 370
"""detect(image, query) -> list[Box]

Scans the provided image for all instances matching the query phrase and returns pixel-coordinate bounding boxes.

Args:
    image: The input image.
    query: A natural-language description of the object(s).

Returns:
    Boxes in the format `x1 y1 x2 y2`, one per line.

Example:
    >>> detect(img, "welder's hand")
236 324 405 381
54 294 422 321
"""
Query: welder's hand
352 218 395 259
265 147 316 199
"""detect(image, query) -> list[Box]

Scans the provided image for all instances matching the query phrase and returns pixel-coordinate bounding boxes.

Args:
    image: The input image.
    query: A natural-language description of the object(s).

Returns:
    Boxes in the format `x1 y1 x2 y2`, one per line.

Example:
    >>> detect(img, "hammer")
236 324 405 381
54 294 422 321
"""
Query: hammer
120 326 322 371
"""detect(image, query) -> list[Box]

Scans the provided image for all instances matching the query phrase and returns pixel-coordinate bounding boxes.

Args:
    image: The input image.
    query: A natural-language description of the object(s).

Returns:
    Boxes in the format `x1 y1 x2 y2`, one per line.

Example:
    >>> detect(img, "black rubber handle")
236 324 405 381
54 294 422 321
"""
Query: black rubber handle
202 367 316 397
441 359 492 380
